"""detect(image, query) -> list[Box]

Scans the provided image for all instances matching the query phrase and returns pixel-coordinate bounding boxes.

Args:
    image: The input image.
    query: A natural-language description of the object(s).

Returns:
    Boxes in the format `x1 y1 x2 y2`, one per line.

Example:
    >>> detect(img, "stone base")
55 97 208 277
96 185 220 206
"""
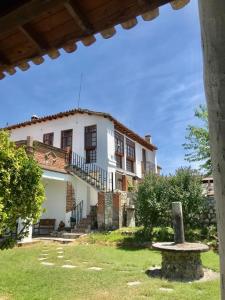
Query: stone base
161 251 204 281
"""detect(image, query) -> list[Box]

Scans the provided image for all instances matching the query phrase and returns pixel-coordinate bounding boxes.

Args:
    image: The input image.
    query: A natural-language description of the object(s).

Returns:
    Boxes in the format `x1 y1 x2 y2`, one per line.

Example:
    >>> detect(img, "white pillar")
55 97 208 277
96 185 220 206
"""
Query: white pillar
17 219 33 243
198 1 225 298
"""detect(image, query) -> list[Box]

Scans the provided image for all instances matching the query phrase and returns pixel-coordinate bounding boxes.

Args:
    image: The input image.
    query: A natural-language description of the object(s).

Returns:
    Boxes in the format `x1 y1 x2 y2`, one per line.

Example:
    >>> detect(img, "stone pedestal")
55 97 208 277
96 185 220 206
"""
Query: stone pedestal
126 207 135 227
153 242 209 281
162 251 203 280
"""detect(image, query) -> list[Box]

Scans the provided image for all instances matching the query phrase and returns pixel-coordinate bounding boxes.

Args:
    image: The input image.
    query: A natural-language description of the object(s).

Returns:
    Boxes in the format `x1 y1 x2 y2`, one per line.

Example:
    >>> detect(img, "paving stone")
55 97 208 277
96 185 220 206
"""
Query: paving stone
62 265 77 269
88 267 103 271
159 288 174 292
57 256 64 259
57 251 64 254
41 262 54 266
127 281 141 286
41 253 48 256
38 258 47 261
57 247 63 250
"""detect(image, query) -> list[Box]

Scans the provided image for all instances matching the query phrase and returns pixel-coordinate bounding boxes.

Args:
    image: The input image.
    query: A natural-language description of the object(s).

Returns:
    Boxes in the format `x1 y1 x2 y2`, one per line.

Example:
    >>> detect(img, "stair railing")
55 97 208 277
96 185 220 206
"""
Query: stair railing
70 152 113 192
70 200 83 227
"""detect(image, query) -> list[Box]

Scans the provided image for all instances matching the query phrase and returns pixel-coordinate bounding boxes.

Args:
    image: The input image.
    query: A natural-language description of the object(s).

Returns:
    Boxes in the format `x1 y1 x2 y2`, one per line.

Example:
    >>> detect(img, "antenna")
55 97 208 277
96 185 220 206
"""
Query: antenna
77 72 83 109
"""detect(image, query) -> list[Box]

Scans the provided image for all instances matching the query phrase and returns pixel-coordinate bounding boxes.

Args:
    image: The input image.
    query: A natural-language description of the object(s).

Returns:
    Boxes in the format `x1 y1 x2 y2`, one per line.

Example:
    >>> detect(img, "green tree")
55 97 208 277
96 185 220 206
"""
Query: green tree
0 131 45 249
183 105 211 175
136 167 204 234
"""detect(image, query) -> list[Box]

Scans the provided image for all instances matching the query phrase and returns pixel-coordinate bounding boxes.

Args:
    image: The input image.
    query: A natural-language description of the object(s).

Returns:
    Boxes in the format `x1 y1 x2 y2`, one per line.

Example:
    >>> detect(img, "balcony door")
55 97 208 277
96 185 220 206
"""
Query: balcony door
61 129 73 162
142 148 146 174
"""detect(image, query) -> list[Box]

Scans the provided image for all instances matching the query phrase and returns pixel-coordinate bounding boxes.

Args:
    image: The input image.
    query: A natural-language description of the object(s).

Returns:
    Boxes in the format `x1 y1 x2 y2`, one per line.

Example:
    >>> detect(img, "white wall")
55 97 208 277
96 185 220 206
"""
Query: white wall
10 114 112 170
41 178 67 229
70 175 98 218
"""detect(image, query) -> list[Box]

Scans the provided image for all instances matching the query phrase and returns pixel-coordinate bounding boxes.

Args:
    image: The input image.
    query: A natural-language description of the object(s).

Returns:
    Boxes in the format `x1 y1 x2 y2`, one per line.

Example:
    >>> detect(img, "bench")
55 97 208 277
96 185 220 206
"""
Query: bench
33 219 56 235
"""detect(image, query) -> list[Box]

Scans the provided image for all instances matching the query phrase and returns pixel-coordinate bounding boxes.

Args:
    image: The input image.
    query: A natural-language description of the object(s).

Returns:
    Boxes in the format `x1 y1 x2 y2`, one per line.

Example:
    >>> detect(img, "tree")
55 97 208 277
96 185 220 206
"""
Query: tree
136 167 204 235
183 105 211 175
0 131 45 249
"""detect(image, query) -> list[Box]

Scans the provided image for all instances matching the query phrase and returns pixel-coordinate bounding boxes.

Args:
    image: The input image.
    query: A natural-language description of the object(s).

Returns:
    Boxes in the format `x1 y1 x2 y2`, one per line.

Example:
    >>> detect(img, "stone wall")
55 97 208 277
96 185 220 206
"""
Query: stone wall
202 196 217 225
97 191 136 229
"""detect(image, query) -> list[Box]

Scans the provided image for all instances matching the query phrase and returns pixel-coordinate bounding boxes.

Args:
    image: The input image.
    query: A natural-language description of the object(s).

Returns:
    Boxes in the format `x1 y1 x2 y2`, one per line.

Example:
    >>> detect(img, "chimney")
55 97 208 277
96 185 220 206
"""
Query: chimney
31 115 39 121
145 134 152 144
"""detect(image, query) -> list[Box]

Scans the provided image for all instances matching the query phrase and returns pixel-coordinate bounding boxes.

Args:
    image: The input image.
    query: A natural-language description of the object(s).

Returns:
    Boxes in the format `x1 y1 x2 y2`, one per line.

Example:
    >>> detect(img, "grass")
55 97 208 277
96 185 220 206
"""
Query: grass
0 237 220 300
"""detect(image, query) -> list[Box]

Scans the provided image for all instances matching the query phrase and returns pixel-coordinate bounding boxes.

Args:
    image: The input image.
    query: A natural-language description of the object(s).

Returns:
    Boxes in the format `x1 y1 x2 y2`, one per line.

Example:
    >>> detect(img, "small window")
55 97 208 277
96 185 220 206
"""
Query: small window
126 138 135 160
43 132 54 146
86 149 97 163
115 131 124 155
126 159 134 173
85 125 97 163
61 129 73 150
85 125 97 149
116 154 122 169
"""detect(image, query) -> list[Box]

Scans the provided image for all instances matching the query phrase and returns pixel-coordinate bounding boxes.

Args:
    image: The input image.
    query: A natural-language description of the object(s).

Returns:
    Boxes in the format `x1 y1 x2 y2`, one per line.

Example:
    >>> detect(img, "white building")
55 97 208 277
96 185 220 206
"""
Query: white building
8 108 158 233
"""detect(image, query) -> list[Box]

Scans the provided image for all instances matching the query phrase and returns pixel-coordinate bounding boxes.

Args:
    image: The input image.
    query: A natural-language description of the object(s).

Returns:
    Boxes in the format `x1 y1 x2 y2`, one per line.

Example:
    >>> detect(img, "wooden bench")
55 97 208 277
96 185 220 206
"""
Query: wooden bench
33 219 56 235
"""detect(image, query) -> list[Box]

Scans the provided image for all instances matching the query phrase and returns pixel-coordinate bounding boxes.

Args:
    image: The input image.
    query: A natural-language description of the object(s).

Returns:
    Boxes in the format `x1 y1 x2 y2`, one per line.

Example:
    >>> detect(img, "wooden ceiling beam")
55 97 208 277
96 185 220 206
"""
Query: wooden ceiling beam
0 51 10 67
64 1 93 35
0 0 68 35
19 24 49 52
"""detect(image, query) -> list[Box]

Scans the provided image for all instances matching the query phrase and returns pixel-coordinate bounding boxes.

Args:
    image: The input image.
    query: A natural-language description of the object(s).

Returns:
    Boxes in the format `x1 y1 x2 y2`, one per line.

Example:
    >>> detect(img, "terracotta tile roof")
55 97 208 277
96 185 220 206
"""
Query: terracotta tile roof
0 0 190 80
5 108 157 151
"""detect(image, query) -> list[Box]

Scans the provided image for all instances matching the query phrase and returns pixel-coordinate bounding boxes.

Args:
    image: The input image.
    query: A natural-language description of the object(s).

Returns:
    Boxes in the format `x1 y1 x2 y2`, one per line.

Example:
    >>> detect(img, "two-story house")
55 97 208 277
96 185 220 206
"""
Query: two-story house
7 108 158 234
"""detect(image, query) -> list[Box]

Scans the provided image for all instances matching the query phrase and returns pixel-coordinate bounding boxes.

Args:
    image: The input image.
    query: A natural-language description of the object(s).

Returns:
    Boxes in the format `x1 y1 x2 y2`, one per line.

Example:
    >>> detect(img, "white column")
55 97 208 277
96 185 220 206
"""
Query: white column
199 1 225 298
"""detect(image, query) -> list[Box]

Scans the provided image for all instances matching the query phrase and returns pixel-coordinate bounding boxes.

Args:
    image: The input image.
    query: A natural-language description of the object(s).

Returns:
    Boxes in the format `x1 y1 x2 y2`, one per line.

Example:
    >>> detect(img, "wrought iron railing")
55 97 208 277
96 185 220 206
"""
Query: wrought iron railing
69 152 113 192
70 200 83 228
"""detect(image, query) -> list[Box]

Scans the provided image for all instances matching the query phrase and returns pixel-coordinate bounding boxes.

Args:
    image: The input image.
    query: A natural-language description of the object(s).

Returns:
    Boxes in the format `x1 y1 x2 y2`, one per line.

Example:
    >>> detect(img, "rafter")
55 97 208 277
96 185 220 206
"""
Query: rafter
19 24 49 52
64 1 93 35
0 0 68 35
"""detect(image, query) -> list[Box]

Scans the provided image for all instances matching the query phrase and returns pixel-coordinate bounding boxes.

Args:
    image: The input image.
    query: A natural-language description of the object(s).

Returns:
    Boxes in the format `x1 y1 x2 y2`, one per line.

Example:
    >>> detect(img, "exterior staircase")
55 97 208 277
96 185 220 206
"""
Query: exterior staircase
68 152 113 192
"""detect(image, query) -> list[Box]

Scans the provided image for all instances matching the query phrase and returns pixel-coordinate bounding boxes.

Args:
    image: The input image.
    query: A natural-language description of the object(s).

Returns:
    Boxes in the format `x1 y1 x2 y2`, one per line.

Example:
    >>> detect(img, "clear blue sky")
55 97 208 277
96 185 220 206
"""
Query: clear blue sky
0 0 204 174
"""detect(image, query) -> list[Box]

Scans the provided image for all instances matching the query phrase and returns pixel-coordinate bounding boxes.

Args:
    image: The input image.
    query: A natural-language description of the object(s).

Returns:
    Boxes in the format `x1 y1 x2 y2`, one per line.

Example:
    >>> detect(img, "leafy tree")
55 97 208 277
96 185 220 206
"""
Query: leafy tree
0 131 45 249
183 105 211 175
136 167 205 235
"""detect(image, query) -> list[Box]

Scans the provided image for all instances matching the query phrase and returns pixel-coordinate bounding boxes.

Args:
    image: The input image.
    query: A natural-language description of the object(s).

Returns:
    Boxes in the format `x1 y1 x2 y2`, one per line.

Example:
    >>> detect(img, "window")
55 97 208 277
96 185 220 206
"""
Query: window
126 159 134 173
126 138 135 173
116 154 122 169
61 129 73 150
85 125 97 163
43 132 54 146
86 149 97 164
115 131 124 155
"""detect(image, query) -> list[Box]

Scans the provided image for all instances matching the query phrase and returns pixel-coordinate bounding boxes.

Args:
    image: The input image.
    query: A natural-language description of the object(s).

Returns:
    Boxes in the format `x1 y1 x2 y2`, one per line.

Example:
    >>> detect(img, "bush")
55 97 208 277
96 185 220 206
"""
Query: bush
136 167 205 234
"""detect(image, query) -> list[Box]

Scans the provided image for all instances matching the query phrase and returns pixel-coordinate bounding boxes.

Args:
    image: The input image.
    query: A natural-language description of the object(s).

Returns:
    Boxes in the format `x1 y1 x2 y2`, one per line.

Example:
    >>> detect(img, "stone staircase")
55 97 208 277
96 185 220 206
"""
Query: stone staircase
72 206 97 233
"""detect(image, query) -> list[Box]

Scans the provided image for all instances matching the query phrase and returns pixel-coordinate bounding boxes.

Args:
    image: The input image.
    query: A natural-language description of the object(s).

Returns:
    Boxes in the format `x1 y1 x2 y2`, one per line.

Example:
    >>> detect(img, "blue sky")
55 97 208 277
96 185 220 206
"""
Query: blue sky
0 0 205 174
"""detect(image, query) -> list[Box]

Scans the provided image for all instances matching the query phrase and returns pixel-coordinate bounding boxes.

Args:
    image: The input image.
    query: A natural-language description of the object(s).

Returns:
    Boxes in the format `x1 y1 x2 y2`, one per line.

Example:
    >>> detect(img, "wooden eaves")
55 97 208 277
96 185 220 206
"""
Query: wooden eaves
0 0 190 80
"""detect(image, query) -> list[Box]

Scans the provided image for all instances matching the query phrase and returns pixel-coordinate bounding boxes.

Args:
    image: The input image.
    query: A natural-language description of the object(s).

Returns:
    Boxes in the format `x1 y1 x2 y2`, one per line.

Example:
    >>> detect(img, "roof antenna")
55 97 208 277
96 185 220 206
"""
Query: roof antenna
77 72 83 109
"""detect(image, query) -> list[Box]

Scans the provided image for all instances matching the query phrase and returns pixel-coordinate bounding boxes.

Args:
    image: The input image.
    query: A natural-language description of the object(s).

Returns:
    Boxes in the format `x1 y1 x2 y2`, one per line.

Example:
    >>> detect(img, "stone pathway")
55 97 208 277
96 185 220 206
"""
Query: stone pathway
41 262 54 266
62 265 77 269
88 267 103 271
127 281 141 286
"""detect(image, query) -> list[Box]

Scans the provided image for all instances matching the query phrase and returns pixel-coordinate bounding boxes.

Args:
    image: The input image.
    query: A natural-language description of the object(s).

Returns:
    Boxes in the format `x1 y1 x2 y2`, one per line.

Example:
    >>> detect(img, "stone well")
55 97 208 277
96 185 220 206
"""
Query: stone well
152 202 209 281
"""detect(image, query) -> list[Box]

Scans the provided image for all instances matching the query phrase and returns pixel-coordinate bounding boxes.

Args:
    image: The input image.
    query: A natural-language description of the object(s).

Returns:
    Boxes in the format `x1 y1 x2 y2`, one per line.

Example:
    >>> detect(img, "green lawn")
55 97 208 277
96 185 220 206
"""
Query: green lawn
0 241 220 300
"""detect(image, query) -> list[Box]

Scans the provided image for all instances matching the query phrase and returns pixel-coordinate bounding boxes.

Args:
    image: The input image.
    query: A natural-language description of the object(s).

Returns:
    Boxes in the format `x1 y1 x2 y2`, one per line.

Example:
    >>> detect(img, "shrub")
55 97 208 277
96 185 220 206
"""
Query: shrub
136 167 205 234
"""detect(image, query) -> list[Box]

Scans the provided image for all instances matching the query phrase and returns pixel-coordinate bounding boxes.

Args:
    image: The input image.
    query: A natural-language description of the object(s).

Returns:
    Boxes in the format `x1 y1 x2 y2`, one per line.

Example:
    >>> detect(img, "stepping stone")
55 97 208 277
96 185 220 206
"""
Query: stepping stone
38 258 47 261
127 281 141 286
159 288 174 292
62 265 77 269
41 262 54 266
57 256 64 259
57 251 63 254
88 267 103 271
41 254 48 256
57 247 63 250
65 260 72 262
82 261 88 264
